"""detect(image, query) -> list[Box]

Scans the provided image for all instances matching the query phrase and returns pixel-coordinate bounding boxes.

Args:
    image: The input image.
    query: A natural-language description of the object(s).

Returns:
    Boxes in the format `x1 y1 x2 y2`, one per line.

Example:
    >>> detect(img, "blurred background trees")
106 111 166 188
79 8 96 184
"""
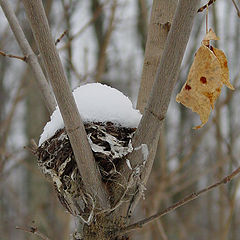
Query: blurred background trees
0 0 240 239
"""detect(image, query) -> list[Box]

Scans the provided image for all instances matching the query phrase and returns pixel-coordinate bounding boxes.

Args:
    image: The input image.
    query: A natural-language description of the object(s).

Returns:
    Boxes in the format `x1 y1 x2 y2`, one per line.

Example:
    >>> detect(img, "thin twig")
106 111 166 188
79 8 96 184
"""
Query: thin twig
155 220 168 240
198 0 217 12
55 30 68 46
112 166 240 237
0 77 25 152
60 0 72 81
0 50 26 61
0 0 56 114
206 4 208 33
60 0 109 51
232 0 240 17
95 0 117 82
16 226 51 240
222 178 240 238
0 32 66 61
219 72 240 107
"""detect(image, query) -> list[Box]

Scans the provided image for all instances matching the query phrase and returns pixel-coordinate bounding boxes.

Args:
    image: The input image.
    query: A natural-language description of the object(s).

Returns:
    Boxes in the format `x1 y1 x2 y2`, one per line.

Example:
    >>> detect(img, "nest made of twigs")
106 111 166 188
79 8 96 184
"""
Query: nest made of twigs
36 121 136 220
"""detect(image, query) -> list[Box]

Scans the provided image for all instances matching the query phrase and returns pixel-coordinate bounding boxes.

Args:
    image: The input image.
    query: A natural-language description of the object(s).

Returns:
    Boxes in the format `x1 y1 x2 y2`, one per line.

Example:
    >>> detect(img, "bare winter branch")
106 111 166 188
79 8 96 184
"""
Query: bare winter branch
232 0 240 17
16 225 51 240
55 30 68 46
60 0 108 51
197 0 217 13
198 0 240 17
21 0 109 209
120 0 177 221
112 166 240 237
119 0 199 217
0 50 26 62
137 0 177 113
0 0 56 114
95 0 117 82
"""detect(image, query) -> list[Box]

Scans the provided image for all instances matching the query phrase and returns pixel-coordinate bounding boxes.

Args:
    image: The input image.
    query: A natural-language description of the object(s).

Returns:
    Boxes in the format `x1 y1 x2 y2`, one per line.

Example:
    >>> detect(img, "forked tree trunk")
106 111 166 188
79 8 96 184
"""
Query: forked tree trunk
81 1 199 238
0 0 199 239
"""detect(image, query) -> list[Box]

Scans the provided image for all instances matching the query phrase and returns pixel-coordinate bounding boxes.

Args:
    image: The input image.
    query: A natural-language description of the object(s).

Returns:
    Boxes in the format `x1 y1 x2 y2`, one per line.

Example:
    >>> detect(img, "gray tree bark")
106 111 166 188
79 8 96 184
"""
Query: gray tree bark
0 0 56 114
137 0 177 113
21 0 109 209
118 0 199 218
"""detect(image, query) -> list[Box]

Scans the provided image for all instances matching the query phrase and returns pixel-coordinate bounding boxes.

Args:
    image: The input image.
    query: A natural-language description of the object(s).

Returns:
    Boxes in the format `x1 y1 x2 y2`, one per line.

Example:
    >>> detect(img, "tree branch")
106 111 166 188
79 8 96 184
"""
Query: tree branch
121 0 177 218
0 50 26 61
60 0 108 51
16 225 51 240
137 0 177 113
21 0 109 209
197 0 217 12
95 0 116 82
231 0 240 17
0 30 67 61
55 30 68 46
112 165 240 237
119 0 199 216
0 0 56 114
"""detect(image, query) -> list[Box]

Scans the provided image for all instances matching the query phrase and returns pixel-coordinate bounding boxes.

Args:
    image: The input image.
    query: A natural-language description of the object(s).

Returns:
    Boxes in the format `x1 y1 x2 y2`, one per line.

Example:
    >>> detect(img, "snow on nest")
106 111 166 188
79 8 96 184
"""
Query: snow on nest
39 83 142 145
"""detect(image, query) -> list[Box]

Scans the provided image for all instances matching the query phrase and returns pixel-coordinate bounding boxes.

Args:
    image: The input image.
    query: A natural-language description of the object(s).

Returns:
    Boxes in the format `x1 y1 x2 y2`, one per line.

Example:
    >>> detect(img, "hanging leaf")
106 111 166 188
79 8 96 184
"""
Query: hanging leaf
176 28 234 129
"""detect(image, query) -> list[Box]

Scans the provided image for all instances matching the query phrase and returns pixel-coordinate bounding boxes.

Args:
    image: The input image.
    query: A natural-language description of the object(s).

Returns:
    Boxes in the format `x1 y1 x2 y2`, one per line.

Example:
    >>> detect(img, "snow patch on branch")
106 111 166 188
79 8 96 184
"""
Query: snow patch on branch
39 83 142 145
135 144 149 164
126 159 132 170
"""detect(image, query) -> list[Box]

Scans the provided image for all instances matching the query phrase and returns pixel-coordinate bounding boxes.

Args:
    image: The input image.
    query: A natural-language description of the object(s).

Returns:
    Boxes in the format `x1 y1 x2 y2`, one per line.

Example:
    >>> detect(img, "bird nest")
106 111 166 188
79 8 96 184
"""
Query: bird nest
36 122 136 220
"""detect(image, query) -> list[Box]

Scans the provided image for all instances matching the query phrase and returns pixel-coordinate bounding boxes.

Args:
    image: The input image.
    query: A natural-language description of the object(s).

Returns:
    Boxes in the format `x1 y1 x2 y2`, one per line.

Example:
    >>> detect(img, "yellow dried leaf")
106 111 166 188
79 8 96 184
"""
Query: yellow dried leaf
212 47 234 90
176 30 234 129
203 28 220 41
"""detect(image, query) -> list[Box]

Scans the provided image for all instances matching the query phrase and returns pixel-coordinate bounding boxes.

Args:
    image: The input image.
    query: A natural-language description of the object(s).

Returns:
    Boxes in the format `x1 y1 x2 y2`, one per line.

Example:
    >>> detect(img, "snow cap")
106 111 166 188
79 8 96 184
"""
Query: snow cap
39 83 142 145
